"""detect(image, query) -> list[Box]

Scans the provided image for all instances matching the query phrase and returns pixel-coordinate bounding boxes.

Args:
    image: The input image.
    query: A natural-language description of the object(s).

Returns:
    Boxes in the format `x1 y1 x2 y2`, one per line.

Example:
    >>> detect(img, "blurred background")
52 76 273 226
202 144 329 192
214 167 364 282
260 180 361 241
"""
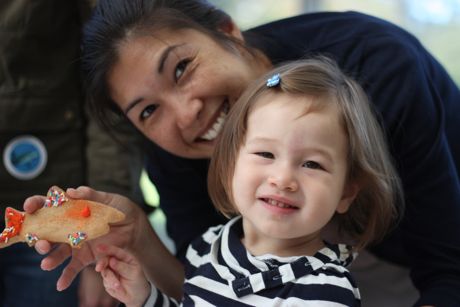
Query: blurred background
145 0 460 251
210 0 460 84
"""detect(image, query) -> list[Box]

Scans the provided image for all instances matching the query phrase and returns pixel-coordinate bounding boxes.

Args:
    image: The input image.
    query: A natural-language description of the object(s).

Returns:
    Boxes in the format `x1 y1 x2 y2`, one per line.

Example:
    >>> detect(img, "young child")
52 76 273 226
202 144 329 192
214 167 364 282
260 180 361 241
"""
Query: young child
95 57 402 307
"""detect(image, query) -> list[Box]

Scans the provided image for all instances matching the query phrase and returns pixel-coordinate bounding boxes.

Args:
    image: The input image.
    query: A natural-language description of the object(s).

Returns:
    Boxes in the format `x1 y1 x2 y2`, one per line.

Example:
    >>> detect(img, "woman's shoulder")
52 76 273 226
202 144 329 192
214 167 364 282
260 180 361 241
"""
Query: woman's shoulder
245 11 419 68
249 11 411 39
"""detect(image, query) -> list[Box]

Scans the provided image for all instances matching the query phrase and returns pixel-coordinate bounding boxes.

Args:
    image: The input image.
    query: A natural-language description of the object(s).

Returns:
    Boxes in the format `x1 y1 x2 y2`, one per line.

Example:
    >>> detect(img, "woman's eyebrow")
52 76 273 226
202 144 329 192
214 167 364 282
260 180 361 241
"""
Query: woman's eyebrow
158 44 184 73
124 44 186 115
124 97 144 115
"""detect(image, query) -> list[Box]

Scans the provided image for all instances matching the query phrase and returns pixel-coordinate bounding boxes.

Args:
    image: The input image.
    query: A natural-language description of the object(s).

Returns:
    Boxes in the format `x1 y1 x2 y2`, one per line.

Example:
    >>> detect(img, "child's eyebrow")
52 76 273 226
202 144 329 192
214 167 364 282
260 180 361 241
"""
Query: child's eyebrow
246 137 275 144
246 137 334 159
245 137 280 148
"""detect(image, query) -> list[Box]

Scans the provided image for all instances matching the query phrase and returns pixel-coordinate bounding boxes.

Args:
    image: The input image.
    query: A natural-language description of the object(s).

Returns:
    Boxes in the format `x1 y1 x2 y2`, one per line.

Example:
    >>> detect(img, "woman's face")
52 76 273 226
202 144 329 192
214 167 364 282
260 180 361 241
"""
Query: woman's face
108 27 269 158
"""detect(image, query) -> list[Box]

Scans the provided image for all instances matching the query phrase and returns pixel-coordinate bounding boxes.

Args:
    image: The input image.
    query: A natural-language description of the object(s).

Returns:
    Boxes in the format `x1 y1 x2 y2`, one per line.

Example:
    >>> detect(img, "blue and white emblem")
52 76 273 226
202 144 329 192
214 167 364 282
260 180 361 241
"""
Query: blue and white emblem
3 135 47 180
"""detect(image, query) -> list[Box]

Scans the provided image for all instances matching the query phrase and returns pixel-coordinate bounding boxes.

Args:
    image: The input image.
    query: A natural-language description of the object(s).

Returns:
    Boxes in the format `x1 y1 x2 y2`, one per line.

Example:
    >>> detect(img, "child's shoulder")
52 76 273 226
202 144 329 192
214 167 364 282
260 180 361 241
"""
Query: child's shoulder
184 222 227 265
316 243 357 268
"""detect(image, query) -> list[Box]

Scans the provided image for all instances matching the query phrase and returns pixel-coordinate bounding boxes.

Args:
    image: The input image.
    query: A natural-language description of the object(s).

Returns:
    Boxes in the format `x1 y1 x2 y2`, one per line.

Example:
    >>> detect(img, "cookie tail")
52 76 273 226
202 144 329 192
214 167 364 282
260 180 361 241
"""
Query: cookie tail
0 207 25 246
0 235 21 248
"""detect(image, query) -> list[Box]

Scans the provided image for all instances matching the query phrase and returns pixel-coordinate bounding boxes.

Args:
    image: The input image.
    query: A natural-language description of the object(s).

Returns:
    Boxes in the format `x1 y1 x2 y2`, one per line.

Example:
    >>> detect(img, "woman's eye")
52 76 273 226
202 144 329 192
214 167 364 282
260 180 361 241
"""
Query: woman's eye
302 161 322 170
255 152 274 159
140 104 157 121
174 59 190 82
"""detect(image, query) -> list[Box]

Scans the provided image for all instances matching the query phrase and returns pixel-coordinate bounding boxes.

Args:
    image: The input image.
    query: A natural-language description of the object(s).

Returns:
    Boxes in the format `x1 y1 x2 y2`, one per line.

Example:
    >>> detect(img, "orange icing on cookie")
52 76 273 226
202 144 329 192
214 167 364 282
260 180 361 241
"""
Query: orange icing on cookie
65 200 90 219
81 206 91 218
0 208 25 243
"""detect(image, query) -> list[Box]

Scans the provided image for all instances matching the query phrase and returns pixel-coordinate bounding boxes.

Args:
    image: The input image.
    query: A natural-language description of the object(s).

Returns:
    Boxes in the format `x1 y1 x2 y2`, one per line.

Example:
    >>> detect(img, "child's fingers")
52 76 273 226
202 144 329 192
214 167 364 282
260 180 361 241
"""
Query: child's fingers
95 257 109 272
108 256 138 280
96 244 142 280
102 268 123 292
97 244 138 266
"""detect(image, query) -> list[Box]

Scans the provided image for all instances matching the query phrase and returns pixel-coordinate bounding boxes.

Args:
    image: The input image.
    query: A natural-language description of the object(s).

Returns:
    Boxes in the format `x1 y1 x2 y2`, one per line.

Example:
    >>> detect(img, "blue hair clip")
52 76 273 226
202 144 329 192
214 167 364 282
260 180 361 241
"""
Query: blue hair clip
266 73 281 88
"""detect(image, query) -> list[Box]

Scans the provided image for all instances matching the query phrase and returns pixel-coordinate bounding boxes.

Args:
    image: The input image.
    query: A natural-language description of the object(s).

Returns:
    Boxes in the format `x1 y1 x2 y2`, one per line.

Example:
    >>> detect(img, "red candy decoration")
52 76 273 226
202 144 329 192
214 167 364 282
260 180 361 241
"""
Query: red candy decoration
81 206 91 218
0 208 25 243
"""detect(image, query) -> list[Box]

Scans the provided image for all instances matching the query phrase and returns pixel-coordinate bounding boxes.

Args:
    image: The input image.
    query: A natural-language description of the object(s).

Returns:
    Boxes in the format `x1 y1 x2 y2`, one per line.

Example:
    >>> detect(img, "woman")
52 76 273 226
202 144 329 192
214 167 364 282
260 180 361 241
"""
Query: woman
25 0 460 306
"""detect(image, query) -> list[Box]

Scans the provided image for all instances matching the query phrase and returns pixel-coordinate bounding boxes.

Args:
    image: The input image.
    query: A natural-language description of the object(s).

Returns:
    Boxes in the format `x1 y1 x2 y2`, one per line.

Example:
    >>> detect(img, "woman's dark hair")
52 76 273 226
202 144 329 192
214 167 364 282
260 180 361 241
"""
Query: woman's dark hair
82 0 245 130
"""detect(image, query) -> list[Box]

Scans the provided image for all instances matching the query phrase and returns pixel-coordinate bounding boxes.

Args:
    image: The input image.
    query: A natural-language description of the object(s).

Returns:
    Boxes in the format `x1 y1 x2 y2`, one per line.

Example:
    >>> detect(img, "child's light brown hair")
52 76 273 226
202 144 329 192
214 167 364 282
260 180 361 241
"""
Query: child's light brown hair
208 57 403 249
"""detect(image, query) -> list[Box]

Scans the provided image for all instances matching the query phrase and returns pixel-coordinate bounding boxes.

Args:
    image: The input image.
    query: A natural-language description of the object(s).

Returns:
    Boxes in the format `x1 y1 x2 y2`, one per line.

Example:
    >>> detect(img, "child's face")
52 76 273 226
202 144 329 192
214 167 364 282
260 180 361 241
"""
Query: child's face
232 93 357 254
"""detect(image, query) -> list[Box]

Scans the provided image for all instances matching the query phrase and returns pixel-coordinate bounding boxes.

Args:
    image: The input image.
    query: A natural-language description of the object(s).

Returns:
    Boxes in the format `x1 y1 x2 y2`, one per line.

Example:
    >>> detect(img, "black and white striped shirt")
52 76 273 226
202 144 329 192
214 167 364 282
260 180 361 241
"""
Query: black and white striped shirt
145 217 361 306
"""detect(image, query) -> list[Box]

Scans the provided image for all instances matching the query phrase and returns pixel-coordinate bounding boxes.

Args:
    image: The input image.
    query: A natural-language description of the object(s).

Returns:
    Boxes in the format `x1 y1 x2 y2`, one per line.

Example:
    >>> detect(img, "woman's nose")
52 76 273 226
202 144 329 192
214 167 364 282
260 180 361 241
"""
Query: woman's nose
173 97 203 130
268 164 298 192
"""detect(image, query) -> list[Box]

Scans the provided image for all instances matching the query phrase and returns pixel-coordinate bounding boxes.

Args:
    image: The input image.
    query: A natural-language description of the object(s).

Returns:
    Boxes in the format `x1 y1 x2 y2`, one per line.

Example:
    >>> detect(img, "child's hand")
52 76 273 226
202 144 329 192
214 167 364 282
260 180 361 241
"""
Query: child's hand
95 244 150 307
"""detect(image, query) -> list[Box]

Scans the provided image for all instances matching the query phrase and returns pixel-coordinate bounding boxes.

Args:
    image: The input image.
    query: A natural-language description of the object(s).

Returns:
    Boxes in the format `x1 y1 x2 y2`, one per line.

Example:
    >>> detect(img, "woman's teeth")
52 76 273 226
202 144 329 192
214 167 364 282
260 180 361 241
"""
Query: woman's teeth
201 108 228 141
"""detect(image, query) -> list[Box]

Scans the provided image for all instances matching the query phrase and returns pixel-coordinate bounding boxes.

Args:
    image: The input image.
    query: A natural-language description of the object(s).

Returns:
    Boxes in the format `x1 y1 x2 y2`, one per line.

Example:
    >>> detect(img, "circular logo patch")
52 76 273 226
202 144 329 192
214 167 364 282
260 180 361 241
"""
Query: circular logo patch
3 136 47 180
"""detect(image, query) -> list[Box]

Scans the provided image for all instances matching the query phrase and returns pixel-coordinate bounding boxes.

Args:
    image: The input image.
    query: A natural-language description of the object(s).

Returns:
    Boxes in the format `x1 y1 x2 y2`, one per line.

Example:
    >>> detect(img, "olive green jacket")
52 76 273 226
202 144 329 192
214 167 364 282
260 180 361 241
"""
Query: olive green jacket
0 0 144 210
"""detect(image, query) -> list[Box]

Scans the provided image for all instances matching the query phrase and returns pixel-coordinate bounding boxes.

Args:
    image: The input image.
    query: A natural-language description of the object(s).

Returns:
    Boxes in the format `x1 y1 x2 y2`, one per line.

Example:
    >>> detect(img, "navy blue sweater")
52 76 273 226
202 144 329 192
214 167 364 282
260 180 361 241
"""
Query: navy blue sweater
146 11 460 306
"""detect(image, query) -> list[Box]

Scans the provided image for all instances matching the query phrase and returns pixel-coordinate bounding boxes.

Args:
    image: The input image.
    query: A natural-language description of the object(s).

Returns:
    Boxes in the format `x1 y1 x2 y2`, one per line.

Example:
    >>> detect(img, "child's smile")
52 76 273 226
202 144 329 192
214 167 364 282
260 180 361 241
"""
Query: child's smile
232 92 357 256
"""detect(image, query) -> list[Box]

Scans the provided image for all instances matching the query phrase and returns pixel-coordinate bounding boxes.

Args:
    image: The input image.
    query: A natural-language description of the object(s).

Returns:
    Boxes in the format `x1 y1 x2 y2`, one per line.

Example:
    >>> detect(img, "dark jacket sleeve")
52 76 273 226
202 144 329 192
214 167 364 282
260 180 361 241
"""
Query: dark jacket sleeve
144 142 228 260
86 113 146 204
355 29 460 306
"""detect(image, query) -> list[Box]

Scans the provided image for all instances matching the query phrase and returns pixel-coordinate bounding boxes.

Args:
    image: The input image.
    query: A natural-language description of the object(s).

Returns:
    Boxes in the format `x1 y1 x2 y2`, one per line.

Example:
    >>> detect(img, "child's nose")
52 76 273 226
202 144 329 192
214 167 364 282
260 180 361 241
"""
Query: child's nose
268 165 298 192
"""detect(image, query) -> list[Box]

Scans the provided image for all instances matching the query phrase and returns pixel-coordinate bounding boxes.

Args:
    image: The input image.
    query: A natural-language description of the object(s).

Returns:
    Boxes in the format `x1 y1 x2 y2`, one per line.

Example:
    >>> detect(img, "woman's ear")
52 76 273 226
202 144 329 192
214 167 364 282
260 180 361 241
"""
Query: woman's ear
336 182 360 214
218 17 244 41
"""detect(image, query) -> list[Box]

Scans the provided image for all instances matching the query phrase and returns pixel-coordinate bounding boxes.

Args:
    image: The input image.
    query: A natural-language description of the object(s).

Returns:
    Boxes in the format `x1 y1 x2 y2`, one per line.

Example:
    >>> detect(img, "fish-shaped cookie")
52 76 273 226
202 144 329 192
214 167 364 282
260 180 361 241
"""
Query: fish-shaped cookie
0 186 125 248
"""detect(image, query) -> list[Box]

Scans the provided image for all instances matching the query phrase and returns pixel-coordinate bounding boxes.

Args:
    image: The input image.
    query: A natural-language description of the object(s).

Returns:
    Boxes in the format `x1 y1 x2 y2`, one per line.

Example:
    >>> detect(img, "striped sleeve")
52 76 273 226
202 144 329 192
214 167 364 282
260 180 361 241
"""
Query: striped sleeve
143 283 179 307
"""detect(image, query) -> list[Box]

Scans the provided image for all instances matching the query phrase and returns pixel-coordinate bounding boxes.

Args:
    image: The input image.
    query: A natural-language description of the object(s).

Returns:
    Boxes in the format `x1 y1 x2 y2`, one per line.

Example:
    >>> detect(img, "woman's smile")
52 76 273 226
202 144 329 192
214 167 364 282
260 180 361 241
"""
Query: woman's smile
198 99 230 141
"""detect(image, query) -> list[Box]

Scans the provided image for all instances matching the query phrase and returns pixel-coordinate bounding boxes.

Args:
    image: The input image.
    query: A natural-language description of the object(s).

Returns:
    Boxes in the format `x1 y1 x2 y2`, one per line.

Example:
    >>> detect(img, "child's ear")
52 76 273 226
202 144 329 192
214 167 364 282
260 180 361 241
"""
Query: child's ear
336 182 360 214
218 17 244 41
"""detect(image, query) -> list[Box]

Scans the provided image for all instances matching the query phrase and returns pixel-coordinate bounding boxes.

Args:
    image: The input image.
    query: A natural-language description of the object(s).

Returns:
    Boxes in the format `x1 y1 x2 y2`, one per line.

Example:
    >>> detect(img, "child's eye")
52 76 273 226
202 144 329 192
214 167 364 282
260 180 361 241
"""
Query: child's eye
174 59 190 82
255 152 274 159
302 160 323 170
140 104 158 121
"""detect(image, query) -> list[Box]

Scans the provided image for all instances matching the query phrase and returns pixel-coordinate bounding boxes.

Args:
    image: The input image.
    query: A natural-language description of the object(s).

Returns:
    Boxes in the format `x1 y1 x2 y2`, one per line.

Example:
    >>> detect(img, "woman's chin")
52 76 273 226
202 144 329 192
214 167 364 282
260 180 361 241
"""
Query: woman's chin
172 141 216 159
